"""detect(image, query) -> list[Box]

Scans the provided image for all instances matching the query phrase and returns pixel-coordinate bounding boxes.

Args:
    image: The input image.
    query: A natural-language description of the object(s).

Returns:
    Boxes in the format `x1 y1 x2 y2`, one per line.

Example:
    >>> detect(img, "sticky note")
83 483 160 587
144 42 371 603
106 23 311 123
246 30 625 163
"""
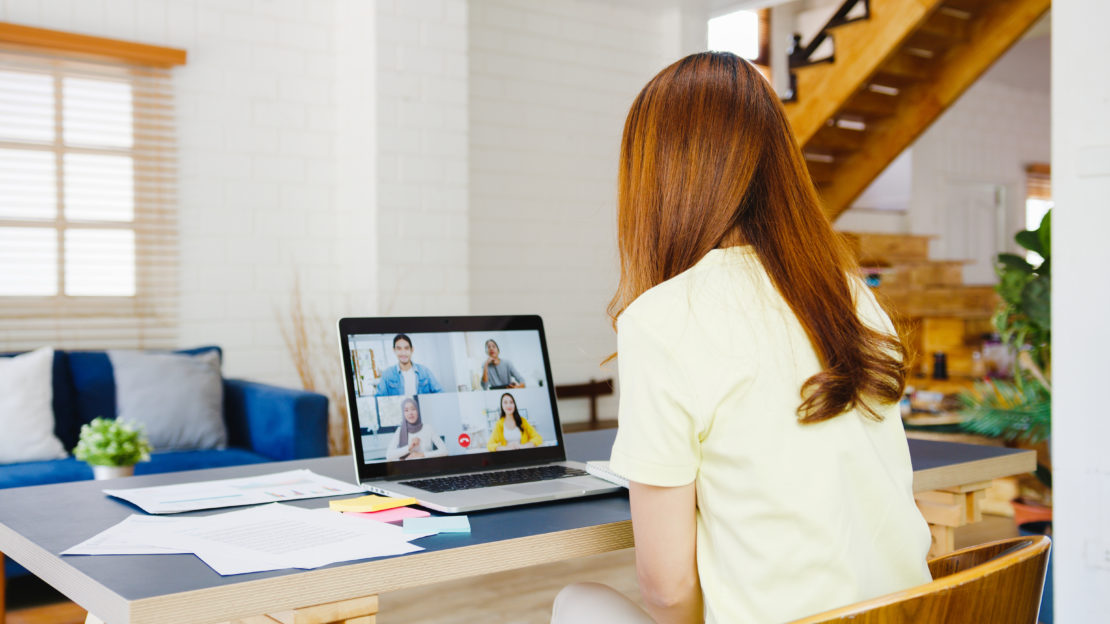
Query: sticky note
346 506 430 524
329 495 418 513
403 515 471 535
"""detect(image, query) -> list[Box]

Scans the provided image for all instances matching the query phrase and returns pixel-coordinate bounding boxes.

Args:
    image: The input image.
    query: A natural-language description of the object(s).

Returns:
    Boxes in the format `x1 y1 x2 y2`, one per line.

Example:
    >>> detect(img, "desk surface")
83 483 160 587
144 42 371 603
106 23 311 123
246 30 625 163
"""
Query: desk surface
0 430 1034 624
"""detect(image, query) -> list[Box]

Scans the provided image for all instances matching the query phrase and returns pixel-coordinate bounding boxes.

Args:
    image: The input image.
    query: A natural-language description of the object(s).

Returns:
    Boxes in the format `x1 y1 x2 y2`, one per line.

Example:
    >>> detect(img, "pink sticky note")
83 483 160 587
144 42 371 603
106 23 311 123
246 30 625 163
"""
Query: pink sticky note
345 506 430 524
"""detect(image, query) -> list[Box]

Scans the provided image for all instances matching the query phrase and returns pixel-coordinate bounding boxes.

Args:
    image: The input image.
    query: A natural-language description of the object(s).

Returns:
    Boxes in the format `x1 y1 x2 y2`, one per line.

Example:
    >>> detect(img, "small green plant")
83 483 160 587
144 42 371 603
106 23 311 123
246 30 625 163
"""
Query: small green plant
73 417 152 467
960 210 1052 488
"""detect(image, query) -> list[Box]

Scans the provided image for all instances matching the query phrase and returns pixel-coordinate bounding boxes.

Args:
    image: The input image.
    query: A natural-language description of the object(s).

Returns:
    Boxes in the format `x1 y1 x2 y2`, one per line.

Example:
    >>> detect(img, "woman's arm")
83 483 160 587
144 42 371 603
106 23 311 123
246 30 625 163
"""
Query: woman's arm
384 429 409 461
630 481 701 624
520 418 543 446
507 359 525 388
486 420 504 452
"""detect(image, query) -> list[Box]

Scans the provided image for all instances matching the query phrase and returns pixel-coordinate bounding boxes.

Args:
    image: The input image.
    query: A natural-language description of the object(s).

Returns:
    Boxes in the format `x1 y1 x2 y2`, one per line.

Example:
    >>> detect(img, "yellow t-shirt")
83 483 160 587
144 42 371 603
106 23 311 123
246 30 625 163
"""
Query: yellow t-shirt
609 247 932 624
486 416 542 452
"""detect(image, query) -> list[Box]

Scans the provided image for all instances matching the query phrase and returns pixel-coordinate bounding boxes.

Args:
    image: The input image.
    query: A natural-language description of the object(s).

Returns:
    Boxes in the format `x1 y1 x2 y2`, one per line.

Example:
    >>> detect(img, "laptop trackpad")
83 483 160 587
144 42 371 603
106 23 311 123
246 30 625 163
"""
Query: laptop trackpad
504 481 586 496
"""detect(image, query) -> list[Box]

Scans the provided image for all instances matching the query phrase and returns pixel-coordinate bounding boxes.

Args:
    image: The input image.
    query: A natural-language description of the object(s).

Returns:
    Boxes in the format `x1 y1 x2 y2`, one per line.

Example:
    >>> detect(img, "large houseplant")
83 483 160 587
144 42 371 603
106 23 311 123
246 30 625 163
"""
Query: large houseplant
959 210 1052 507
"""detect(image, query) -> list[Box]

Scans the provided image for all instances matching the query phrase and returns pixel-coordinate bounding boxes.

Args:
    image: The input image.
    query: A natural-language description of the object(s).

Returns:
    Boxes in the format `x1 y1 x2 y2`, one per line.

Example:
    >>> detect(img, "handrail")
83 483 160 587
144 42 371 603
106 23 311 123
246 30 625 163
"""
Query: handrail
789 0 871 68
783 0 871 102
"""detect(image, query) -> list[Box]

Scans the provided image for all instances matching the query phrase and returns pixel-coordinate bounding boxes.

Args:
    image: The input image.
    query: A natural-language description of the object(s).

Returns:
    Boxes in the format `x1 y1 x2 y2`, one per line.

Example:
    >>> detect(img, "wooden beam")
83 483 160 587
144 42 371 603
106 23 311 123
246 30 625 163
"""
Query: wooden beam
783 0 946 145
0 22 186 67
820 0 1051 219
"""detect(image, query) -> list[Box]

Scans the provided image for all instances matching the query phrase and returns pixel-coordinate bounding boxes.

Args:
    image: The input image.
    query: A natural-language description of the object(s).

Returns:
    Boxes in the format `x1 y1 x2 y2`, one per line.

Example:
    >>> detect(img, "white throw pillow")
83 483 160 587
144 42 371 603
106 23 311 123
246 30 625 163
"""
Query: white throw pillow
0 347 68 463
109 350 227 451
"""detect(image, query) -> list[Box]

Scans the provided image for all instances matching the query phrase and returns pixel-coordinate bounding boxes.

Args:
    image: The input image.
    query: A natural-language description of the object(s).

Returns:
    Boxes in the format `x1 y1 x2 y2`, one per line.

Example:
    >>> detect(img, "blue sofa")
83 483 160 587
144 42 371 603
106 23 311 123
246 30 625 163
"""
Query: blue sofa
0 346 329 581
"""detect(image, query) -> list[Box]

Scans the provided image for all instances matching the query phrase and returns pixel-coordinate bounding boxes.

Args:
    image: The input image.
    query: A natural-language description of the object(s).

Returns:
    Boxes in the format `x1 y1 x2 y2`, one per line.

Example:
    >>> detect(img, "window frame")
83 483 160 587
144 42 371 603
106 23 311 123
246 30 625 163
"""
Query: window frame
0 23 184 319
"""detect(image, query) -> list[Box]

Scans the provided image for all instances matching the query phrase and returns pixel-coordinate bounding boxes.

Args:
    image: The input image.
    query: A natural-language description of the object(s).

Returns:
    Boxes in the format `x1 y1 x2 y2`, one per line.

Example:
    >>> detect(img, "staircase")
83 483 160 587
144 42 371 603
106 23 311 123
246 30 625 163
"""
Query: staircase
783 0 1051 219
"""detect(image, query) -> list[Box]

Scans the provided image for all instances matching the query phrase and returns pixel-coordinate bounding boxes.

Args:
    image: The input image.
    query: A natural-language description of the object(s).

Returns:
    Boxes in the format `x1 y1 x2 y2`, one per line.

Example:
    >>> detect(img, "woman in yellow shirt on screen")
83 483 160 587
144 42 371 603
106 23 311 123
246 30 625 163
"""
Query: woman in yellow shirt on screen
486 392 542 451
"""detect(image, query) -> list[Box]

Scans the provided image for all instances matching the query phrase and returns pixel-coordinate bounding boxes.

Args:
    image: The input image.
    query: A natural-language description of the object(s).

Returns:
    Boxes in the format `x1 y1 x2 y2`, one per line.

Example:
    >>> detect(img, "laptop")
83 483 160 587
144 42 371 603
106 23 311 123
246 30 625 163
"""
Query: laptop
337 315 620 513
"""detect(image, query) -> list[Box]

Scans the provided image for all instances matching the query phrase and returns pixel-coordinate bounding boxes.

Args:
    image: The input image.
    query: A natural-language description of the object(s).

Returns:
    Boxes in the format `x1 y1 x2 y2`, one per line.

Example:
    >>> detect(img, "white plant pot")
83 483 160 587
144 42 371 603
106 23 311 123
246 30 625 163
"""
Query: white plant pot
91 464 135 480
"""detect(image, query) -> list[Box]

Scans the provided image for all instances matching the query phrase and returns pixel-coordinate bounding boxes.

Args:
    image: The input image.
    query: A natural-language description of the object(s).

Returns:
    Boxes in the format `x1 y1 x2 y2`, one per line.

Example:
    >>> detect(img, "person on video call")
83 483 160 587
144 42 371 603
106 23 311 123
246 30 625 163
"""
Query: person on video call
386 397 448 460
487 392 543 451
376 333 444 396
480 339 526 389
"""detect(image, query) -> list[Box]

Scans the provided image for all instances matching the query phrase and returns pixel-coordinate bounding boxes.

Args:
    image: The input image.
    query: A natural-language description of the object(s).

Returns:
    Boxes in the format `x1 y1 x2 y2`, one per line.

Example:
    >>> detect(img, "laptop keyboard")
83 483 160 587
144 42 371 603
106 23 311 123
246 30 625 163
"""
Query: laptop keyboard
399 465 588 493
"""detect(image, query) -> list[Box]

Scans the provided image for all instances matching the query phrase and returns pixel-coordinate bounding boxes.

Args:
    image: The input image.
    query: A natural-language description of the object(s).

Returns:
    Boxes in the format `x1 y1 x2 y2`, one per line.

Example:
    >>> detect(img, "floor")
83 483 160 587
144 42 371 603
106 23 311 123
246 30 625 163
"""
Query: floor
5 514 1019 624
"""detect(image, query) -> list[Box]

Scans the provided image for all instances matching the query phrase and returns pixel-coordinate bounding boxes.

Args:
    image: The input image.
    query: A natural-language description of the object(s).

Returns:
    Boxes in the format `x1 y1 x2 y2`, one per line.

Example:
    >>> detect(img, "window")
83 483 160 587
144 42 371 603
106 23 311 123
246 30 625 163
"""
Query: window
1024 163 1051 265
707 8 771 67
0 23 185 350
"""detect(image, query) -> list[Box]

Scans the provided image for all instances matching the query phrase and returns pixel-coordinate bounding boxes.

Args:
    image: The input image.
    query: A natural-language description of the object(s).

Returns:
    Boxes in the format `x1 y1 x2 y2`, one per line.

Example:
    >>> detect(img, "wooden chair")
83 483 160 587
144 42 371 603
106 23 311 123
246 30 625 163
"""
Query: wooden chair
790 536 1051 623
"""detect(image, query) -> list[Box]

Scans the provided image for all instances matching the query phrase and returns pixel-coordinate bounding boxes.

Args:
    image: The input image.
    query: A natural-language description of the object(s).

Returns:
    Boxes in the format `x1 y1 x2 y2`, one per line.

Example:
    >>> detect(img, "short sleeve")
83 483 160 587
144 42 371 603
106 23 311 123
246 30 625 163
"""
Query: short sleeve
609 309 702 487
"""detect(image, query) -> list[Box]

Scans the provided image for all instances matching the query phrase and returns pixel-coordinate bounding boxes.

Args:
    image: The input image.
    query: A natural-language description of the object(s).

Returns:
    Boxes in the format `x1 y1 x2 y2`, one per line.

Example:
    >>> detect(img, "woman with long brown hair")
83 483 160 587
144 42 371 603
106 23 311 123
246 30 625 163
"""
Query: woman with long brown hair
552 52 931 624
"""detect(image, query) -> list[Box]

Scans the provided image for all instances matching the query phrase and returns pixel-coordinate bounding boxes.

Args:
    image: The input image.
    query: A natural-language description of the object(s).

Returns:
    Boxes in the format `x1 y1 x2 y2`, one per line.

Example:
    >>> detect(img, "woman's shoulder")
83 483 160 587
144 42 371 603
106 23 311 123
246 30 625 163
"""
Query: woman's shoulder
620 247 761 335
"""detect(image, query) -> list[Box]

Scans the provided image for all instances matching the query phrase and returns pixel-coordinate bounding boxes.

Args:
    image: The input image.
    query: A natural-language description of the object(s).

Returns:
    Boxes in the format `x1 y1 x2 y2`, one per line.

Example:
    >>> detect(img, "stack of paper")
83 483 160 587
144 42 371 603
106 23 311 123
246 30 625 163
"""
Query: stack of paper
63 503 432 576
103 470 364 514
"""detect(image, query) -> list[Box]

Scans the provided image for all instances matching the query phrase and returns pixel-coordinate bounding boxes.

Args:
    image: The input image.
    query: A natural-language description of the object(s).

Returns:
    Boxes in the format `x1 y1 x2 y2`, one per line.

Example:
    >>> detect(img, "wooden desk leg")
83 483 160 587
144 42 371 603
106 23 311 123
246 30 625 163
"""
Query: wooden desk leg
225 595 380 624
916 481 991 558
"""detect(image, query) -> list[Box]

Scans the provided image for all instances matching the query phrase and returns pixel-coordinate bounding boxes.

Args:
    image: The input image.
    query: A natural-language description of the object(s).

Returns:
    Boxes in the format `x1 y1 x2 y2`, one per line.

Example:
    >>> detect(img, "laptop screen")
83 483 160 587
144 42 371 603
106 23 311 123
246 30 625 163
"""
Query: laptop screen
339 316 567 480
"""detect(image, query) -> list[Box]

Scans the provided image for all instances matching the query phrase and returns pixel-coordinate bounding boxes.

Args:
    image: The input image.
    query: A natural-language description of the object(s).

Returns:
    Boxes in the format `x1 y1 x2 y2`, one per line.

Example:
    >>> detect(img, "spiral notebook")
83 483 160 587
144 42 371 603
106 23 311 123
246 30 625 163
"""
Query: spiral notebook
585 461 629 488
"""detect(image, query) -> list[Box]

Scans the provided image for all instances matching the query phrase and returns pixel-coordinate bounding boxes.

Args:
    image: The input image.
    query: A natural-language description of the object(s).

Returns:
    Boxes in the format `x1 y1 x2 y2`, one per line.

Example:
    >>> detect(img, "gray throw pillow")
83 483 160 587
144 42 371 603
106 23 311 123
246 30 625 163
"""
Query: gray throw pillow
108 350 227 451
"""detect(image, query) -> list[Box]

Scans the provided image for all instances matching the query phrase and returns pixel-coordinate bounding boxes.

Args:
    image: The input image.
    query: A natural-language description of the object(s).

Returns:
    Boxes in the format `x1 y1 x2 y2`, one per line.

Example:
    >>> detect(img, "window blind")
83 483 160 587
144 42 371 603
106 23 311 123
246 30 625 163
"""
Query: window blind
0 39 181 351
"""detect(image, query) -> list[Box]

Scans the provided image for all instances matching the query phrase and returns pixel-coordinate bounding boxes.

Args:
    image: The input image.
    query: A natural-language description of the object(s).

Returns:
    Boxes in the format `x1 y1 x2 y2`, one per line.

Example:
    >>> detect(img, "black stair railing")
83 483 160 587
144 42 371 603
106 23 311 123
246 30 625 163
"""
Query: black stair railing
783 0 871 103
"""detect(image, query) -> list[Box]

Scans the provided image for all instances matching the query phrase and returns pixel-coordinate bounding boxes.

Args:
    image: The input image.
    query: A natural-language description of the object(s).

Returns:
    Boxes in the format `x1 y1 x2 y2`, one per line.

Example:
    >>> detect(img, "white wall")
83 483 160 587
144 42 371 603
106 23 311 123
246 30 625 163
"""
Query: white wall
0 0 378 387
375 0 470 316
1053 0 1110 619
467 0 683 423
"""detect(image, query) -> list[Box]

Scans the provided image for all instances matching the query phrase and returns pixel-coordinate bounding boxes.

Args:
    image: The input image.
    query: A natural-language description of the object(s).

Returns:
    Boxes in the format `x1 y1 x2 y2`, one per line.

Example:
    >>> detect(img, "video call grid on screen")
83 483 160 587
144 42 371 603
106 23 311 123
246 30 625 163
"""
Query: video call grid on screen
347 329 559 465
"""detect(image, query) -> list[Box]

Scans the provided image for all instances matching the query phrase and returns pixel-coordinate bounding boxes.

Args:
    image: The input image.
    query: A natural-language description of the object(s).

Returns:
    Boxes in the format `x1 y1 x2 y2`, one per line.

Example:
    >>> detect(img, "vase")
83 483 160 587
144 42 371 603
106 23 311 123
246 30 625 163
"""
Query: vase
91 464 135 480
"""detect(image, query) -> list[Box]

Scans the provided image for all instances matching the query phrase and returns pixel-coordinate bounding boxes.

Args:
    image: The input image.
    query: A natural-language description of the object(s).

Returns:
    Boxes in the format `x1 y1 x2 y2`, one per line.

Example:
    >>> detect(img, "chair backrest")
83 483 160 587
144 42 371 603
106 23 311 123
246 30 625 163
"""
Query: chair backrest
789 536 1051 624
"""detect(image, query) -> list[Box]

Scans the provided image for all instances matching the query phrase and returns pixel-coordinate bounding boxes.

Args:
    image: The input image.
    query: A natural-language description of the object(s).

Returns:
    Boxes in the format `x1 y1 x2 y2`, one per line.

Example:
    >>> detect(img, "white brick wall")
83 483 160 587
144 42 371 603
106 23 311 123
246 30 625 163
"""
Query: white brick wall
0 0 376 387
468 0 684 424
376 0 470 316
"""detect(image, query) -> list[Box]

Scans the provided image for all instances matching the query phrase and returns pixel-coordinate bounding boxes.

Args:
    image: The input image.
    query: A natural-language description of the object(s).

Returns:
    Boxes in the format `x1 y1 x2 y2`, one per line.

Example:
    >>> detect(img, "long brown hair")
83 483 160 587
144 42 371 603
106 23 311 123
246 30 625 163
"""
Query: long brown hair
609 52 907 423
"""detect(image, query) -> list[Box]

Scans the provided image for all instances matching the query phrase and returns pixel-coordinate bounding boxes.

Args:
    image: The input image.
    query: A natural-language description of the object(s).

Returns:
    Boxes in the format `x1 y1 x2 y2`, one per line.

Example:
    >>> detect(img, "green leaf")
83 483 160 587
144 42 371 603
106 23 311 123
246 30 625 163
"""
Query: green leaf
997 253 1034 274
1015 230 1044 255
1021 275 1051 329
1037 210 1051 258
996 270 1032 305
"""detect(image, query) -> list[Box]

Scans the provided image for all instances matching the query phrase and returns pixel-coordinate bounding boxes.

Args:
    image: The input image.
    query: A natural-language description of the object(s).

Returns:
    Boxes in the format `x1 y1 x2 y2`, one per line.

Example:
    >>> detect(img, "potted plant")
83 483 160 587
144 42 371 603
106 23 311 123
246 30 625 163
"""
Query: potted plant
959 209 1052 520
74 417 153 479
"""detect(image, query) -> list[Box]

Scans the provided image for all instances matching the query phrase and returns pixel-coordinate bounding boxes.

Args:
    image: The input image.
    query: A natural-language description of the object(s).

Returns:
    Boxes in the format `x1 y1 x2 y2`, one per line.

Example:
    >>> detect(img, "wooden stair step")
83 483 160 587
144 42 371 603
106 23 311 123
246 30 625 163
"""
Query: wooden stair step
805 158 837 184
902 31 961 58
839 89 900 119
874 52 935 82
917 9 972 42
806 124 868 153
939 0 995 16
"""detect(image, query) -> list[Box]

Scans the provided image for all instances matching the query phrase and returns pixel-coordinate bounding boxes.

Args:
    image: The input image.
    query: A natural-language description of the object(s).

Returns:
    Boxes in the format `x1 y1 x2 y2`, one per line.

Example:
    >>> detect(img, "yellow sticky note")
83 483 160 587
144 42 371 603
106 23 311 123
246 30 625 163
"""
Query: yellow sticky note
328 495 418 513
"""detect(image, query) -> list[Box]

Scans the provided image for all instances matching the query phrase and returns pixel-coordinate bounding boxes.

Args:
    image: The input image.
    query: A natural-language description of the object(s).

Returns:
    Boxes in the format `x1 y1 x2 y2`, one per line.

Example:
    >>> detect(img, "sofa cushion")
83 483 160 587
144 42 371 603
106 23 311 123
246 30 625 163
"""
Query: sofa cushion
0 348 68 463
66 346 223 433
0 349 77 449
109 349 227 451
